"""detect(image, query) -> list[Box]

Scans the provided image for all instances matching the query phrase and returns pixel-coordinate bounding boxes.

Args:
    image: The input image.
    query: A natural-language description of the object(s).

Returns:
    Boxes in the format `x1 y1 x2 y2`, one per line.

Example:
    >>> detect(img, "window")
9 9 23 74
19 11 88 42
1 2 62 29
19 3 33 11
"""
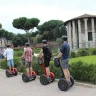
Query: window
88 32 92 41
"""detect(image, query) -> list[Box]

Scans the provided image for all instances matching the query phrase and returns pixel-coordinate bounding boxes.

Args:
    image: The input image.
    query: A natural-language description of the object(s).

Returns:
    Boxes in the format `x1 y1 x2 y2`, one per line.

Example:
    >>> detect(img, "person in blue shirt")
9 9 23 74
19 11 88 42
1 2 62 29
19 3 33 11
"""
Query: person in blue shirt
55 35 71 84
0 48 3 60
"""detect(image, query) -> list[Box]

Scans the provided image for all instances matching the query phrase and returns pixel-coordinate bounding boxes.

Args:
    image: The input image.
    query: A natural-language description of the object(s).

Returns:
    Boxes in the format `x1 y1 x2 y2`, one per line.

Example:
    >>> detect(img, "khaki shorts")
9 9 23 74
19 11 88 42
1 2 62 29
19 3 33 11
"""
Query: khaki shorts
25 61 32 68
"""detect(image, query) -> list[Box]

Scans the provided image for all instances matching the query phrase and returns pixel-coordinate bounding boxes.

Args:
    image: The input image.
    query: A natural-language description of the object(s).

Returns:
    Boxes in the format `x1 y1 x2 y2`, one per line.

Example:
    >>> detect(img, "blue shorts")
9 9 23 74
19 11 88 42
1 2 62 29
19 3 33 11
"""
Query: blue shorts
7 59 14 67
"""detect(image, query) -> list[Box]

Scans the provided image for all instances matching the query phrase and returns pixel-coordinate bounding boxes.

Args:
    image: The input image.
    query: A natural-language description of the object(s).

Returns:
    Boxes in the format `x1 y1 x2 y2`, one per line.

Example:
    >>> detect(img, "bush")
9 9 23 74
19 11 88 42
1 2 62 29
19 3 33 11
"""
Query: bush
69 61 96 84
14 51 23 57
70 51 76 58
77 49 89 56
92 48 96 55
0 57 25 72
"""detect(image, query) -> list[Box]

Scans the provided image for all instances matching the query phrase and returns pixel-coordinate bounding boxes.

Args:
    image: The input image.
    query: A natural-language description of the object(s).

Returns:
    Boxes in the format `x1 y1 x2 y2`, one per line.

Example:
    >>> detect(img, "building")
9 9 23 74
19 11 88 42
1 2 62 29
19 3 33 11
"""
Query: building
0 38 6 47
64 14 96 50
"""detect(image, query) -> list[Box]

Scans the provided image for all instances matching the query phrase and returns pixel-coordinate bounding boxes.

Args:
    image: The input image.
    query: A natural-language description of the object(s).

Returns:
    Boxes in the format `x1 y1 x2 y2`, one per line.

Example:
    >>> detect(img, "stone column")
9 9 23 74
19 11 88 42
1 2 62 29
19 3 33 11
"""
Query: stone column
72 21 77 49
78 19 82 48
66 24 69 44
84 18 88 48
91 18 95 47
68 22 72 49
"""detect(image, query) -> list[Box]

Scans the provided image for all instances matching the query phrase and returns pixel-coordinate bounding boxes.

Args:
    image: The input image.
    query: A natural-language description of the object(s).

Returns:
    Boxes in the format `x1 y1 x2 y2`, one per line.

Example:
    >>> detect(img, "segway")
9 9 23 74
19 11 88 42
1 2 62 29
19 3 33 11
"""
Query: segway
21 57 36 82
6 68 18 77
37 57 55 85
54 58 74 91
22 71 36 82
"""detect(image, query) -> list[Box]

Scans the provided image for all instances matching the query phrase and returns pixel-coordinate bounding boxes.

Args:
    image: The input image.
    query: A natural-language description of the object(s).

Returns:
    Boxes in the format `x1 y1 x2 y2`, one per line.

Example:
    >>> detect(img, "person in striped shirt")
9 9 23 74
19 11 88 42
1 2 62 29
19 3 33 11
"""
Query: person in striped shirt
22 43 33 76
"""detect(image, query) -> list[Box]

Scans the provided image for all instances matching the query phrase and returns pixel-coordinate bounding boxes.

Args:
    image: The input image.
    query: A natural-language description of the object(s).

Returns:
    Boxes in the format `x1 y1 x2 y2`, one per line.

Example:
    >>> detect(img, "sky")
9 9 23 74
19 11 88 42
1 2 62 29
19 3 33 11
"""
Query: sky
0 0 96 34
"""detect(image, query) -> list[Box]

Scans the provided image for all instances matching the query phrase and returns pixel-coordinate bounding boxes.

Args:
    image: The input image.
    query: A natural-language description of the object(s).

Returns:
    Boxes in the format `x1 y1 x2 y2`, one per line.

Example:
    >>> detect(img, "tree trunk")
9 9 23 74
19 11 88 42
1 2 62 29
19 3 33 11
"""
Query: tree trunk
26 30 30 44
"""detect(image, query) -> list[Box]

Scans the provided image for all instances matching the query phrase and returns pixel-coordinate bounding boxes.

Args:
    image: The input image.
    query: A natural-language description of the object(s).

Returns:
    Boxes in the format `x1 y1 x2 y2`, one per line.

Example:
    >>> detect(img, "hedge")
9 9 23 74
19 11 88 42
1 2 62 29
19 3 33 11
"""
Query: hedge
0 56 96 84
69 61 96 84
70 48 96 58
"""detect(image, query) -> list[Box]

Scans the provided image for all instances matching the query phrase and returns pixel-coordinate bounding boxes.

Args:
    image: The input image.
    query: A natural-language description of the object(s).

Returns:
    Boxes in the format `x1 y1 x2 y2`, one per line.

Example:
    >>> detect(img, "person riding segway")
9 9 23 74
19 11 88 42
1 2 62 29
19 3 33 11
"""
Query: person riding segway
22 43 36 82
3 44 18 77
37 40 55 85
54 35 74 91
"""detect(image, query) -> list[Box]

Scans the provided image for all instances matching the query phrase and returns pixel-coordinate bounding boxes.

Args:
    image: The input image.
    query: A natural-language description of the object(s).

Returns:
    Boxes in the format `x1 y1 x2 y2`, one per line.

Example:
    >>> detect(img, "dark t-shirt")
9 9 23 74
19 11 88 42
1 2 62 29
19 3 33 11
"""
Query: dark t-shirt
60 42 70 60
42 46 50 59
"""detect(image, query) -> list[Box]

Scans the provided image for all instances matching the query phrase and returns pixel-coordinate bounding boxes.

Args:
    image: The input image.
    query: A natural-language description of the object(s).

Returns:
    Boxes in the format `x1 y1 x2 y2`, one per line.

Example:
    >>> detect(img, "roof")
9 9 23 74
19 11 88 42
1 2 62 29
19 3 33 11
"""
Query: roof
64 14 96 24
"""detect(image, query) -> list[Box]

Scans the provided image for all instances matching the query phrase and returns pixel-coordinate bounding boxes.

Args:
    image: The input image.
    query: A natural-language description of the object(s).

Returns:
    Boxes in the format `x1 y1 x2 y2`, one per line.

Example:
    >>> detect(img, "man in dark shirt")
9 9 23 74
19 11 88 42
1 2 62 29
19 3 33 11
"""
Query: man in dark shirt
38 40 51 78
55 35 71 83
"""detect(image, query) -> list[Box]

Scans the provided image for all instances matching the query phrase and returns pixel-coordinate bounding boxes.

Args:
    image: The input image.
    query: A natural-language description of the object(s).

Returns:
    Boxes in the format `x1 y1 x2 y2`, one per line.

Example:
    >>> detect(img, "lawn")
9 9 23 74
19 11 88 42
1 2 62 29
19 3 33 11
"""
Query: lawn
69 55 96 64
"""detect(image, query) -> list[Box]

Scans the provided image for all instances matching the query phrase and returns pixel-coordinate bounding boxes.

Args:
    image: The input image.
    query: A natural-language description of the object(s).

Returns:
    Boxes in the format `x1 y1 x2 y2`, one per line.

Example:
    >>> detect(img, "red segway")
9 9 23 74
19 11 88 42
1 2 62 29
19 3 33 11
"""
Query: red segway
22 71 36 82
6 68 18 77
37 57 55 85
21 58 36 82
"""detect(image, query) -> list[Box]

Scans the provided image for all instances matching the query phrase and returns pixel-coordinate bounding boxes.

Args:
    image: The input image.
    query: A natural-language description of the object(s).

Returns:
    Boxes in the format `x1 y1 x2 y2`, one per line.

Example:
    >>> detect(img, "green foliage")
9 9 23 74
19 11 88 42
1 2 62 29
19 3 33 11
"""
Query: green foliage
12 17 40 43
33 48 41 53
0 57 25 72
70 51 76 58
0 23 2 29
12 17 40 31
77 49 89 56
69 61 96 83
37 20 65 41
14 50 23 57
12 34 27 47
69 55 96 64
56 38 62 46
92 48 96 55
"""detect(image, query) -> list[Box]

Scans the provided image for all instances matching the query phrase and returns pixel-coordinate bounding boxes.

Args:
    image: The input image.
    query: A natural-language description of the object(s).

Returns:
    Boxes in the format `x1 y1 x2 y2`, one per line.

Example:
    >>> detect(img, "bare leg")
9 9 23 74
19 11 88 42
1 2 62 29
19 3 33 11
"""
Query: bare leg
46 67 50 77
12 66 14 72
63 68 70 81
66 68 70 80
9 66 11 71
26 68 30 76
29 67 33 75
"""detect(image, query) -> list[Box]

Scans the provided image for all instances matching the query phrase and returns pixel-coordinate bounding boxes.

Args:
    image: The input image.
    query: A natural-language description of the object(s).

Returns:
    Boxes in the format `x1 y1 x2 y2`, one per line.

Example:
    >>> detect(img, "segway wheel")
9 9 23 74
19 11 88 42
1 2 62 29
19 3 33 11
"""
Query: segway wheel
58 79 69 91
32 71 36 80
22 73 29 82
50 72 55 82
40 74 49 85
14 68 18 76
70 76 74 87
6 70 10 77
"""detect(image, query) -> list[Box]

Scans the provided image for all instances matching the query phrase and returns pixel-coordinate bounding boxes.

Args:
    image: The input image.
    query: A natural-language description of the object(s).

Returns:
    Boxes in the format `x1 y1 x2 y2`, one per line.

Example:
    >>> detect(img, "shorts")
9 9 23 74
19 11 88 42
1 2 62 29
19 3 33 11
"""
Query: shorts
44 58 50 67
7 59 14 67
61 59 69 69
25 61 32 68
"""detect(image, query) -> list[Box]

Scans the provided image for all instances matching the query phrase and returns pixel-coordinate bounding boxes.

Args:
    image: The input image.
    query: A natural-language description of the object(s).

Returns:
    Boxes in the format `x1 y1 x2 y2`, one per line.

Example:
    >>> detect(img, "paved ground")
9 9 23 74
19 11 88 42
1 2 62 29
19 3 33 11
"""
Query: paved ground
0 70 96 96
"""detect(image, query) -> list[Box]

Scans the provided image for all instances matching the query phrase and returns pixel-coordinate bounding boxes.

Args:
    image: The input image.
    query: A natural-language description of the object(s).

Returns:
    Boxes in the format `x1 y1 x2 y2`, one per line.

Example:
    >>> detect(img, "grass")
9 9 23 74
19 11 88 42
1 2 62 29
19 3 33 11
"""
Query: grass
69 55 96 64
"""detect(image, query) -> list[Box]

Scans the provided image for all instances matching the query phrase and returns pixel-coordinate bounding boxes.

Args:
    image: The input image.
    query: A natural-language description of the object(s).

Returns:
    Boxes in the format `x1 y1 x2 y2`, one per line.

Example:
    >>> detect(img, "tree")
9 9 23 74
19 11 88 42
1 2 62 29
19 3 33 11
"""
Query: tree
37 20 65 41
12 33 27 47
12 17 40 44
54 23 67 40
0 23 2 29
